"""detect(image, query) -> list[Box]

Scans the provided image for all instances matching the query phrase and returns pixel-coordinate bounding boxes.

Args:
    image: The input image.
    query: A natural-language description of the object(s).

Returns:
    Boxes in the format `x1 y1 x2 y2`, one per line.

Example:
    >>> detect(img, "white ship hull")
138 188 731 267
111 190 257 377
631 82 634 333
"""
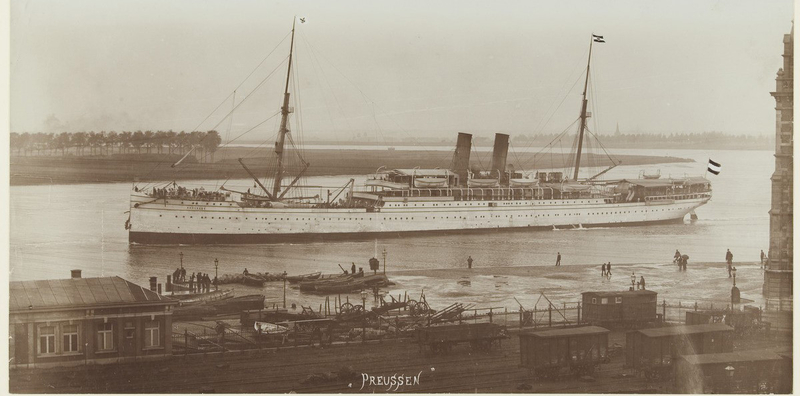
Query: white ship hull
128 193 710 244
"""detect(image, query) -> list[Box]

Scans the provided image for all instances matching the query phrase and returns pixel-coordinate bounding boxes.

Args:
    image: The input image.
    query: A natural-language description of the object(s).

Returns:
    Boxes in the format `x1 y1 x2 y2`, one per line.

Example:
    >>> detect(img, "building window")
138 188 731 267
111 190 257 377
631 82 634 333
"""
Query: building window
145 320 160 347
97 323 114 351
38 326 56 355
62 324 79 353
616 297 623 304
591 298 597 304
124 322 135 339
601 298 608 305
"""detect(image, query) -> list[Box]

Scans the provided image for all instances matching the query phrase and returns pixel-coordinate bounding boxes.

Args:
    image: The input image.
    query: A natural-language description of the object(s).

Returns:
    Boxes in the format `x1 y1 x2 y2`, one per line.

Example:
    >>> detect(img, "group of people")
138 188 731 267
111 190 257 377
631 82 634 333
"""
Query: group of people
600 262 612 277
172 266 215 293
146 183 228 202
674 250 689 270
191 272 214 293
348 263 364 275
172 266 187 282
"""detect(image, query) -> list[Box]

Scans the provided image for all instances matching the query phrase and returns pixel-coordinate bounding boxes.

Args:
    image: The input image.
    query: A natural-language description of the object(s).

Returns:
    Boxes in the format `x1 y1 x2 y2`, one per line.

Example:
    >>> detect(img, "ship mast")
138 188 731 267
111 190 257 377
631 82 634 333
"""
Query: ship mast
272 18 297 199
573 35 595 181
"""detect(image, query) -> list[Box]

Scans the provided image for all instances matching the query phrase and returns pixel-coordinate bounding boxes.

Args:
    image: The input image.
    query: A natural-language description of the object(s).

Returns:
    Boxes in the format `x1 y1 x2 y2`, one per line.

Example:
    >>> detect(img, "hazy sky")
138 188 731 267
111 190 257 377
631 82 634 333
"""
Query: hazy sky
9 0 794 142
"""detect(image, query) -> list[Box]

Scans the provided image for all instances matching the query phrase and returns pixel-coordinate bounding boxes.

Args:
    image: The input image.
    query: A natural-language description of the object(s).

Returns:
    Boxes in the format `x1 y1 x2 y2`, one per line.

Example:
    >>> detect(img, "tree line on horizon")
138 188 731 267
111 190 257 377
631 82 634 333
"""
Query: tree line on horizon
9 130 223 162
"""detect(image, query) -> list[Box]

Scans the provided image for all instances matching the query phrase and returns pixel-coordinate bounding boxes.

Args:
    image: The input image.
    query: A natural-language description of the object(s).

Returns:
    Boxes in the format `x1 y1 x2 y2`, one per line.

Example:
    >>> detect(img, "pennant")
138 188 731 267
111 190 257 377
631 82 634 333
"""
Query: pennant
707 159 721 175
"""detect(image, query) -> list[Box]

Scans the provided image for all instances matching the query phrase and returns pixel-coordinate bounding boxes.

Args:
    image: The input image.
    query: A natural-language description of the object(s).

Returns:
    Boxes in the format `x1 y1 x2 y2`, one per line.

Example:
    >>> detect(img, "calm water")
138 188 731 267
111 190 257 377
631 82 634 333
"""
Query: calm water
9 148 772 308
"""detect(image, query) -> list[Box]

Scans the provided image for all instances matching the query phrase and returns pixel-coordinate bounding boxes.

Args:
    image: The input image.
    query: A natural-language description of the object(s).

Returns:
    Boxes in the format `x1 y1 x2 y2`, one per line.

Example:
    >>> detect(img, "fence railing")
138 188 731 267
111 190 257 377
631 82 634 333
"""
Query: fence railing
169 299 760 355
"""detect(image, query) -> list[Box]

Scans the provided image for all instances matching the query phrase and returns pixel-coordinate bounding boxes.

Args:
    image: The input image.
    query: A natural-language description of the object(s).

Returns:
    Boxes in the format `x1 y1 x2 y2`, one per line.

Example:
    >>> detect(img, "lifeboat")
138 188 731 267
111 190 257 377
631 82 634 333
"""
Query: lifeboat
468 178 499 187
366 179 409 189
640 169 661 179
414 177 448 188
509 178 538 187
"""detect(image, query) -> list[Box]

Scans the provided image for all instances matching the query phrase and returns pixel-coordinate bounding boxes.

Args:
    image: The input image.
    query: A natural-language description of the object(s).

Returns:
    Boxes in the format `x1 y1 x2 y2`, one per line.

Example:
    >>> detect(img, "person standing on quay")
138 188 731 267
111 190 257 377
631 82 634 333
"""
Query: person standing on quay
601 263 606 276
760 250 766 266
467 256 473 269
556 252 561 266
606 262 612 276
726 249 733 278
189 273 195 293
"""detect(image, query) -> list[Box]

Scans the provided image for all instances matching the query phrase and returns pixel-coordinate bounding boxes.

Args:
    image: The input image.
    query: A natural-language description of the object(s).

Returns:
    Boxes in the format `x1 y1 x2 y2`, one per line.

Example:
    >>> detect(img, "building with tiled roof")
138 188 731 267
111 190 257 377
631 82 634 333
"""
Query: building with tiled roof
9 270 177 368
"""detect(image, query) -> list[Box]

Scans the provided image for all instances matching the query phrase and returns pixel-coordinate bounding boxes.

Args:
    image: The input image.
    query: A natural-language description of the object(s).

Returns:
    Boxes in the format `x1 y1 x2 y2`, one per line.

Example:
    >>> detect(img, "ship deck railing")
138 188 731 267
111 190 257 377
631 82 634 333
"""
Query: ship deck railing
644 192 711 202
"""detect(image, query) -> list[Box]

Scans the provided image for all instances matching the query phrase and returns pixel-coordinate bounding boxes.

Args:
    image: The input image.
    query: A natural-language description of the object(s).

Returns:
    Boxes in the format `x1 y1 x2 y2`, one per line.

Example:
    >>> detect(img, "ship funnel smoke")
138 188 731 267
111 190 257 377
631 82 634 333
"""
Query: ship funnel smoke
452 133 472 186
491 133 509 184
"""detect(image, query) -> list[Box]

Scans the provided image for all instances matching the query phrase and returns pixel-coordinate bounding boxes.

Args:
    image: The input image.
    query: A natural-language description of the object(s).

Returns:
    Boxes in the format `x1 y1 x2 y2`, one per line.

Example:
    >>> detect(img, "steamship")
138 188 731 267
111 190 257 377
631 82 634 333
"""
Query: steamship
127 26 712 244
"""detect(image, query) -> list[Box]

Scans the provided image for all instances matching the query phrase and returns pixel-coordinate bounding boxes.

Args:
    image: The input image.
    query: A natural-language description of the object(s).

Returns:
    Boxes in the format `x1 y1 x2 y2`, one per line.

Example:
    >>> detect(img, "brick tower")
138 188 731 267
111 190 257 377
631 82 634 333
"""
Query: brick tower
763 25 793 332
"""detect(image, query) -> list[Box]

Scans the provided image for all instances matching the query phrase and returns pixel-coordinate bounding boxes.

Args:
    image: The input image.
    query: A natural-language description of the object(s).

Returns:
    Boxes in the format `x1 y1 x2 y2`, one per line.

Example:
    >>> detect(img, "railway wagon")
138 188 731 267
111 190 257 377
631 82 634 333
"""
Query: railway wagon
674 350 787 393
519 326 610 380
415 323 507 354
685 307 767 337
625 323 733 379
581 290 657 327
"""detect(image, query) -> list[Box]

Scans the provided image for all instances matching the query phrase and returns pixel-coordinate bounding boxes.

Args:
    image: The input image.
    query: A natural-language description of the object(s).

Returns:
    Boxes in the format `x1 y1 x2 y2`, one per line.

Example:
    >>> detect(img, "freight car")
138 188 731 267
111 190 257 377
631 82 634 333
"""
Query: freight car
415 323 507 354
625 323 733 379
581 290 657 328
685 307 767 337
519 326 610 380
674 350 787 393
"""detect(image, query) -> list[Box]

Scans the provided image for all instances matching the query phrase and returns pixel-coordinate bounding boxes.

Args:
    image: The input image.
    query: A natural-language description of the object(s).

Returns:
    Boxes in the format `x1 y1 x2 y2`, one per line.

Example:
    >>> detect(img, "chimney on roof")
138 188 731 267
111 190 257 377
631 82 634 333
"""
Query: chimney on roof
71 269 82 279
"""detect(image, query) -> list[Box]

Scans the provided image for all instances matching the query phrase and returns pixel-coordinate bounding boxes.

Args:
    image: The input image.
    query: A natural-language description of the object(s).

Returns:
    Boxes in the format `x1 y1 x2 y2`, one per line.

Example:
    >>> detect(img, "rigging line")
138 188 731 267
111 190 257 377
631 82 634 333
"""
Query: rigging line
588 67 602 153
308 35 385 147
239 127 280 159
509 142 523 172
293 46 307 165
516 59 588 155
221 90 236 164
300 33 350 163
303 34 363 144
471 142 487 172
204 58 289 135
518 118 579 169
298 31 423 148
220 111 282 151
585 128 618 164
530 59 587 135
137 59 289 187
164 112 283 185
184 32 291 139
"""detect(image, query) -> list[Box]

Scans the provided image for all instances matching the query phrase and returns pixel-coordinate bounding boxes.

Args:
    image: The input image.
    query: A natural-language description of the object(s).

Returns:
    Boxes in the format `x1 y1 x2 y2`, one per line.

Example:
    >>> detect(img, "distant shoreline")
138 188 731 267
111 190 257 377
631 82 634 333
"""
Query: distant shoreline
9 147 693 187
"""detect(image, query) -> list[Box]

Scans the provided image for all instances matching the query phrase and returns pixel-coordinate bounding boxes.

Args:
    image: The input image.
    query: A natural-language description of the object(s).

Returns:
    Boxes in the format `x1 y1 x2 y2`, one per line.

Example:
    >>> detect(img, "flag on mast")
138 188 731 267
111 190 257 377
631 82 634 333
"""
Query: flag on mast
593 34 605 43
707 159 722 175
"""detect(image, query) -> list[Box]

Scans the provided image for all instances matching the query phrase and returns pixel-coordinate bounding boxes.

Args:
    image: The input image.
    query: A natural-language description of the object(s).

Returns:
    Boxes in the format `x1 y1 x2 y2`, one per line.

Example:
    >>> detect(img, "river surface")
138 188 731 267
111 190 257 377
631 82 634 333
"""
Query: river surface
9 147 772 309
